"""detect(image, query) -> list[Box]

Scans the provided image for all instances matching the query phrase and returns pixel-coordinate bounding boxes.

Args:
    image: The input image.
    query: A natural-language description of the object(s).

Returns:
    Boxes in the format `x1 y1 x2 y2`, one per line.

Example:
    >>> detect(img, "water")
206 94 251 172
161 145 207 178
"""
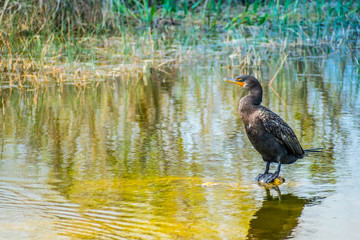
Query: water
0 51 360 239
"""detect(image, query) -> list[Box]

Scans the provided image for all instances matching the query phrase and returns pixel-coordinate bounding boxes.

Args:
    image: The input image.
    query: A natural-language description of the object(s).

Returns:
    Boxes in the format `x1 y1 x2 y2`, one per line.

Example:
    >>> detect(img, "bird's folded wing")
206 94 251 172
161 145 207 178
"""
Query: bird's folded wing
263 119 304 157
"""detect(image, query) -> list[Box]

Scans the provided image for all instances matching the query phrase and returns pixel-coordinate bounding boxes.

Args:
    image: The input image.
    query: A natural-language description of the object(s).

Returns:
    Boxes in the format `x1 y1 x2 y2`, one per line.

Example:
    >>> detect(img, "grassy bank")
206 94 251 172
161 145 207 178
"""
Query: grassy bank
0 0 359 87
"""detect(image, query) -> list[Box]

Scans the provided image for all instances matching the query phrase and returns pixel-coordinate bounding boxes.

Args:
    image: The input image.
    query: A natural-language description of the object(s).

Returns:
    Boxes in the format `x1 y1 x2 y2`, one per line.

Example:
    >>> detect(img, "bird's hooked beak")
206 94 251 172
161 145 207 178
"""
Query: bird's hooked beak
223 77 245 87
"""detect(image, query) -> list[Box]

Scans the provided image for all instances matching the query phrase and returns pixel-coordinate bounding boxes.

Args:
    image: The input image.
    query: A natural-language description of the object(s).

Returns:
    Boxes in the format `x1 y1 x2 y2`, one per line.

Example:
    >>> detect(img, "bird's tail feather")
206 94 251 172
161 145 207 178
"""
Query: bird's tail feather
304 148 324 156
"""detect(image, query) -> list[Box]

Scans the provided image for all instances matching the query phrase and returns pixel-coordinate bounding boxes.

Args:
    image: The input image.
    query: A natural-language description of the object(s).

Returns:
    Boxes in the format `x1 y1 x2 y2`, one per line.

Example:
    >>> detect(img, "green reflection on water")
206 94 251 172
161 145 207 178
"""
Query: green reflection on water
0 53 360 239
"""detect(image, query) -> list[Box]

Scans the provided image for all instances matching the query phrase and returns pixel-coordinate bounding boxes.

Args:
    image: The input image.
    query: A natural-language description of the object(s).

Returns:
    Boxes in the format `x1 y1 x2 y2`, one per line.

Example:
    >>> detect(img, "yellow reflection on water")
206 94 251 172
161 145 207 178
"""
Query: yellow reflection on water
56 177 257 239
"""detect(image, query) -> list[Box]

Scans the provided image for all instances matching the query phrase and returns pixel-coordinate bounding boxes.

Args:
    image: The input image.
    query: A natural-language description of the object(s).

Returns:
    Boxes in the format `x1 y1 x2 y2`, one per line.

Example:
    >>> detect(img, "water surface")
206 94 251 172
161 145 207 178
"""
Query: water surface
0 51 360 239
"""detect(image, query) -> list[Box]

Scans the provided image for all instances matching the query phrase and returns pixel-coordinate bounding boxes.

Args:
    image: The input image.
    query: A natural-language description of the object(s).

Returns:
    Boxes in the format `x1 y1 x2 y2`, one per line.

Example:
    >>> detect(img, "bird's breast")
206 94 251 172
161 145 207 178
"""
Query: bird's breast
242 115 262 136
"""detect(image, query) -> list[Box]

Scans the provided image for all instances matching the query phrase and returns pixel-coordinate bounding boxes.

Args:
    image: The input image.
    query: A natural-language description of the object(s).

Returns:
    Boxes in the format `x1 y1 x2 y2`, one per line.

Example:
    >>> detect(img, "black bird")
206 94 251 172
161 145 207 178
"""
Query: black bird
225 75 318 183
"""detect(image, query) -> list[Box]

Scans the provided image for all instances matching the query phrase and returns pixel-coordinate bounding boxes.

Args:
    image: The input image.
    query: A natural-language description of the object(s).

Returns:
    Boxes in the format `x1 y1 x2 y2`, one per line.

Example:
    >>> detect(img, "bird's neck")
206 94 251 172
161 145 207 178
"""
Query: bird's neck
248 87 262 105
239 91 262 114
239 85 263 114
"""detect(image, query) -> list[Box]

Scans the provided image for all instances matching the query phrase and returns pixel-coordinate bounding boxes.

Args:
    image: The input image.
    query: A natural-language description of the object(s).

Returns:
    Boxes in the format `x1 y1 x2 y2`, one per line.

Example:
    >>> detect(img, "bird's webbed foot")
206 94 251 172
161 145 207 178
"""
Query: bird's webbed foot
256 172 279 183
255 162 282 184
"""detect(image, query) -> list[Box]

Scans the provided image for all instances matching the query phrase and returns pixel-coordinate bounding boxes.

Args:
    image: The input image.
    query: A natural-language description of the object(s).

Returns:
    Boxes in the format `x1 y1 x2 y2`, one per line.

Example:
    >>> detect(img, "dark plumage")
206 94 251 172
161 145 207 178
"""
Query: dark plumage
225 75 305 183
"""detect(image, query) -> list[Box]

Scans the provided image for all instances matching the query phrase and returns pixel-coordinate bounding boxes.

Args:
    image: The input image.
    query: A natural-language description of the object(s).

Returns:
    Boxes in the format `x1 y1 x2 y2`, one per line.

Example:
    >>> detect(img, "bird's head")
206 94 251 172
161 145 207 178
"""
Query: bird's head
224 75 259 90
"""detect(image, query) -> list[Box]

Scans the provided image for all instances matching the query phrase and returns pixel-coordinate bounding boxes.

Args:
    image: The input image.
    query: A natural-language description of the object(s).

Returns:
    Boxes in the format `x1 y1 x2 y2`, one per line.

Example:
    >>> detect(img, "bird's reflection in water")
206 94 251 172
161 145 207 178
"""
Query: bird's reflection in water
247 187 307 240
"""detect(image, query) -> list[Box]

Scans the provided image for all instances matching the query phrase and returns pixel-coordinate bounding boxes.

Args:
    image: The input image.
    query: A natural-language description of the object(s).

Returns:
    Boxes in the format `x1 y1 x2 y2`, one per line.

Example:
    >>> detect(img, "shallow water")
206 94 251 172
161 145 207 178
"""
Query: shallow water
0 51 360 239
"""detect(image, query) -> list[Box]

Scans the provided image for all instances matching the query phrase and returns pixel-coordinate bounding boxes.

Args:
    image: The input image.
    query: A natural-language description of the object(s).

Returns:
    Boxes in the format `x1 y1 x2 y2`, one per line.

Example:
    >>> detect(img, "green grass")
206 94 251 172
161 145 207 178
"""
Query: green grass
0 0 359 87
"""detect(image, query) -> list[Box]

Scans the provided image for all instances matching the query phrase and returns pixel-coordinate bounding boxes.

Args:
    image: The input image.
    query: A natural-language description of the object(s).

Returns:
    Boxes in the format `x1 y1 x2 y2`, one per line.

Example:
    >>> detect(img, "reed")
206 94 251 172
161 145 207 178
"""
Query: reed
0 0 358 87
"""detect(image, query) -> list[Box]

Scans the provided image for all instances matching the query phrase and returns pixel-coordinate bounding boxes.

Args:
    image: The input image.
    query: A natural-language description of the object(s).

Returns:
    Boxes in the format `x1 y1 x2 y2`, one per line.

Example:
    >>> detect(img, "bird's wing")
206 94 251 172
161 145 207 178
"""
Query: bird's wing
262 110 304 157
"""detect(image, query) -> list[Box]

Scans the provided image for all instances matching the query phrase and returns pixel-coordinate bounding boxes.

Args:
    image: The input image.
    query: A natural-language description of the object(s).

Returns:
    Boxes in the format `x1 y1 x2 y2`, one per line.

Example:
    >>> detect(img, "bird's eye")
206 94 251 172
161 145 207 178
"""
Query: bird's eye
237 78 244 82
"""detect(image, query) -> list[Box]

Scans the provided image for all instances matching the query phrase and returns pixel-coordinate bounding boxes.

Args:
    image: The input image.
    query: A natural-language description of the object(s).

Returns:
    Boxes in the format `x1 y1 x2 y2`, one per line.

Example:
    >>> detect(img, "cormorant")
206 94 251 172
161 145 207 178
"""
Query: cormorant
225 75 308 183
